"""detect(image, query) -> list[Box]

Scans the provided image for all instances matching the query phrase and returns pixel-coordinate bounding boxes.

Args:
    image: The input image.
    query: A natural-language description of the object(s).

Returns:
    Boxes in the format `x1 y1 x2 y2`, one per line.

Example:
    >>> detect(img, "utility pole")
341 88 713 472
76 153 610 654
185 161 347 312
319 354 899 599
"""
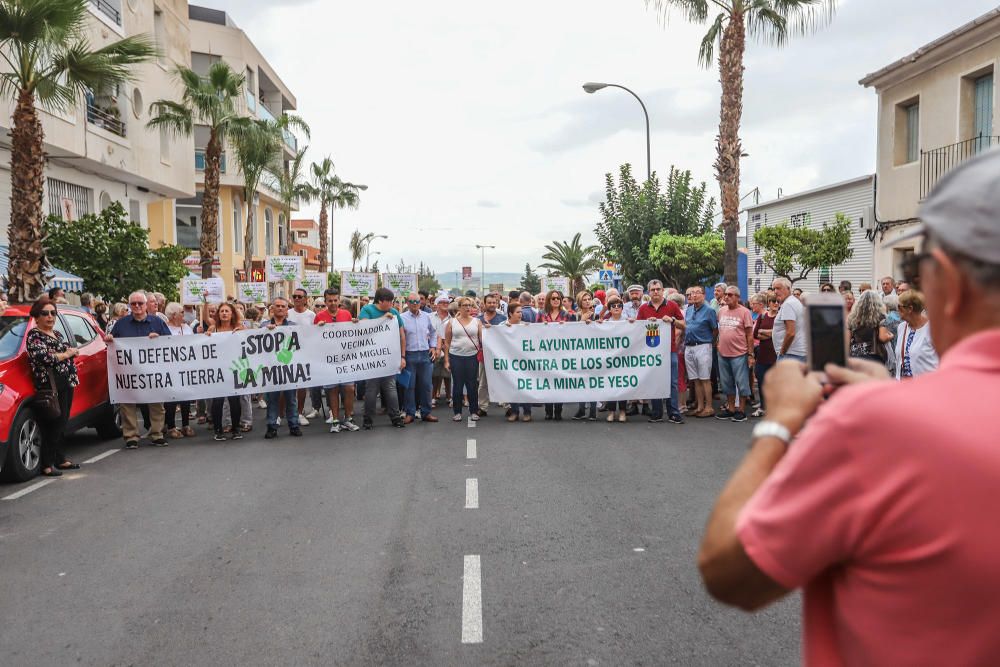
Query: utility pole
474 244 495 296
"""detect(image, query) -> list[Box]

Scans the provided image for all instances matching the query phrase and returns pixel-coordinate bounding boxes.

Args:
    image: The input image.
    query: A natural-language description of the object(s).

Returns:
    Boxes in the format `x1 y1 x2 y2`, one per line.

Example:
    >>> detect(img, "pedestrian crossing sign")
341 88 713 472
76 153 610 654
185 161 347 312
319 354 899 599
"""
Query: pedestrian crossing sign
599 269 614 283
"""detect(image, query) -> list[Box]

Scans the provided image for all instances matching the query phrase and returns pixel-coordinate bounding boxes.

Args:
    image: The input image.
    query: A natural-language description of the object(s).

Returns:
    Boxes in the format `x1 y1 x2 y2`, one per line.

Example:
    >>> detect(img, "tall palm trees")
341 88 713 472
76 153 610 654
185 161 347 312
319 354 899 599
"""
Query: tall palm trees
647 0 837 284
0 0 155 301
326 175 364 271
349 230 365 271
539 233 603 295
309 158 364 274
148 62 253 279
273 146 312 255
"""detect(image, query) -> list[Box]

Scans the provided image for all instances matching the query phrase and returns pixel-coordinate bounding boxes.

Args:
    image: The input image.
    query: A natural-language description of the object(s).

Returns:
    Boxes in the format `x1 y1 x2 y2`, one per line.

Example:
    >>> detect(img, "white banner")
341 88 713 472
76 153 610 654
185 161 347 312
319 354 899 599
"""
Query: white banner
235 282 269 304
107 319 402 403
297 272 327 297
181 278 225 305
341 271 378 297
542 277 571 295
266 255 304 282
381 272 418 296
483 321 670 402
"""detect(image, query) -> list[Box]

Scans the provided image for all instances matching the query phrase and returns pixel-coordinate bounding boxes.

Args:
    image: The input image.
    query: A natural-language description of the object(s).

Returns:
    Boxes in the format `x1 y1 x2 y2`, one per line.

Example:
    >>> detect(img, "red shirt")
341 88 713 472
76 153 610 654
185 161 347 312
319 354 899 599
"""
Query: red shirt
636 299 684 352
314 308 352 324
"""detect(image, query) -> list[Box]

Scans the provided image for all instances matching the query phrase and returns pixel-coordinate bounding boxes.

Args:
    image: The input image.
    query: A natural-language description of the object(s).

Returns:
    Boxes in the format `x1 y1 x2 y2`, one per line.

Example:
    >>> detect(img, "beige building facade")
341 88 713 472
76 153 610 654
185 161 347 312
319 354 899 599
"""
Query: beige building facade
860 8 999 280
150 4 302 296
0 0 194 248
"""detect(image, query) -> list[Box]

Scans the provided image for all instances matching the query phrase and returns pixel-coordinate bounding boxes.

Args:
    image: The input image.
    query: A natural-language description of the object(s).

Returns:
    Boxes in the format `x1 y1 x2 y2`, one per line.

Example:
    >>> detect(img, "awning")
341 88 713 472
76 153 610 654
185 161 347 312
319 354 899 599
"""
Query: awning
0 245 86 293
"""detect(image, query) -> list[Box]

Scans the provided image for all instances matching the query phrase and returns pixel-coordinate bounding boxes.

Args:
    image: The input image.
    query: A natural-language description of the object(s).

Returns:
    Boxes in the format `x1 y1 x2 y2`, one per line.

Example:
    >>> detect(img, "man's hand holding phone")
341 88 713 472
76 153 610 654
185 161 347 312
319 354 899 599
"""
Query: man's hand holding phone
762 360 825 436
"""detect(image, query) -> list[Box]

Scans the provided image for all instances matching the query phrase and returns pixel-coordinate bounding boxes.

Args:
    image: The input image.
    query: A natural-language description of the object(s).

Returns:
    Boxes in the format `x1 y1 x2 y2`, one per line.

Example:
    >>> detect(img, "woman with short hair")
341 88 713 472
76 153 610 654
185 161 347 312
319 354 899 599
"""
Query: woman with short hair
25 297 80 477
504 303 533 422
164 302 196 438
601 296 633 422
895 290 938 379
849 290 893 364
444 297 483 422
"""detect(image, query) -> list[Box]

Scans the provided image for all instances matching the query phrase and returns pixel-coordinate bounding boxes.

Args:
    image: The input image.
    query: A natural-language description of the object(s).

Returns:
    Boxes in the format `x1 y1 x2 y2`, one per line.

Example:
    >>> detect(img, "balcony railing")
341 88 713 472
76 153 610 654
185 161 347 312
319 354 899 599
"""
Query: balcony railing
86 102 126 137
89 0 121 25
258 102 277 123
920 135 1000 199
195 149 227 174
282 128 297 151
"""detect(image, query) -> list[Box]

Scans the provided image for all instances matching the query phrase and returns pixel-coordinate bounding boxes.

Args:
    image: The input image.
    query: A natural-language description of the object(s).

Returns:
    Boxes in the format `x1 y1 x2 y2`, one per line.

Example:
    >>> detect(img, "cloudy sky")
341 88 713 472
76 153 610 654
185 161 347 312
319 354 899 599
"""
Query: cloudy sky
199 0 998 276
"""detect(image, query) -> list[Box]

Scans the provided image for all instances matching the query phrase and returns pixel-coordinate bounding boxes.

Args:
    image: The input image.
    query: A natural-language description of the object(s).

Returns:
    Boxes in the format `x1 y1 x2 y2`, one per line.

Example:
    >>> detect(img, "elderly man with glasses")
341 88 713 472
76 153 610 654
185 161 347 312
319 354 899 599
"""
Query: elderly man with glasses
103 291 173 449
637 279 686 424
401 291 439 423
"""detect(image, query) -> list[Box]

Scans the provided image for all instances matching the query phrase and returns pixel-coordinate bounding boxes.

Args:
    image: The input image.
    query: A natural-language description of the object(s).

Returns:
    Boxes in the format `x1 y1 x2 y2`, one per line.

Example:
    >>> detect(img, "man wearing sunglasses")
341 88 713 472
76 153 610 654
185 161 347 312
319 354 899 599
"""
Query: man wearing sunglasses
104 291 172 449
287 288 317 424
698 148 1000 665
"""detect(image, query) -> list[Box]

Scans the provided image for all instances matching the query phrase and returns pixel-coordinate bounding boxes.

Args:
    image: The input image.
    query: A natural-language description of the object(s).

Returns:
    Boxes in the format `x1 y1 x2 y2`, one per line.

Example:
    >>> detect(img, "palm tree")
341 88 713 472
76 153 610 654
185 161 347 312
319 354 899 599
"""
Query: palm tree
647 0 837 284
231 115 309 277
348 230 365 271
148 61 253 279
271 146 312 255
0 0 155 302
327 175 363 271
308 158 362 274
538 233 603 295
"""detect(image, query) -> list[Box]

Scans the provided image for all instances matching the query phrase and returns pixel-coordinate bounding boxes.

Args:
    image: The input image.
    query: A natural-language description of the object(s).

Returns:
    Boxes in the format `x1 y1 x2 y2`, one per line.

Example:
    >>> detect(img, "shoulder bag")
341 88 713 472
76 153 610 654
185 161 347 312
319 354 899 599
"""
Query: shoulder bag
34 367 62 419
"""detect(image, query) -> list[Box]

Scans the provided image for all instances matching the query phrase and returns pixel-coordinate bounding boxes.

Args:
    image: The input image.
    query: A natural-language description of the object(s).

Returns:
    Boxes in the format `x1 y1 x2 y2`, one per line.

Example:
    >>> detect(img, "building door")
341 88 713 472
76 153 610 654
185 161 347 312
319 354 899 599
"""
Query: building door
974 73 993 153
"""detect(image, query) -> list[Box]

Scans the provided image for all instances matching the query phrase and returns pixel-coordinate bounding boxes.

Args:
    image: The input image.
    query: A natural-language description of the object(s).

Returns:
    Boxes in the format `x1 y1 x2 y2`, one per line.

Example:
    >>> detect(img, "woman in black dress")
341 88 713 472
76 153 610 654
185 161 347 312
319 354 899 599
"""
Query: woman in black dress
25 297 81 477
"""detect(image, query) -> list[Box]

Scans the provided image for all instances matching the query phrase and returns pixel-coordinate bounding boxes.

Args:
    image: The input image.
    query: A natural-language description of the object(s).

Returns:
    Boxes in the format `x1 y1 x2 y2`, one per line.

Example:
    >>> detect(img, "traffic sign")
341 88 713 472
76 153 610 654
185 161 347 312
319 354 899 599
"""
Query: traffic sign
598 269 614 283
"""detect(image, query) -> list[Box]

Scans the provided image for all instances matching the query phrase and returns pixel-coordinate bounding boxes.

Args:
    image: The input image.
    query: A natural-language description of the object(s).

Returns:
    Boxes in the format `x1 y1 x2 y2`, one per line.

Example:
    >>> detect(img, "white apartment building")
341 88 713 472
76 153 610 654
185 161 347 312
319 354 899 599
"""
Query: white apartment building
860 8 998 279
0 0 195 246
745 175 875 295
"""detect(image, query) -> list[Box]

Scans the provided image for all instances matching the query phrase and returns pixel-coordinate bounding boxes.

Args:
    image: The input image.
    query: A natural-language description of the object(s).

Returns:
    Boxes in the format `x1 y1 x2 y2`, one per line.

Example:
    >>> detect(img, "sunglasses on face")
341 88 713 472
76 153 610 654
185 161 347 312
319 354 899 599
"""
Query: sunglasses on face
292 294 305 299
407 300 420 304
609 303 623 309
900 252 931 288
130 301 145 306
39 309 57 316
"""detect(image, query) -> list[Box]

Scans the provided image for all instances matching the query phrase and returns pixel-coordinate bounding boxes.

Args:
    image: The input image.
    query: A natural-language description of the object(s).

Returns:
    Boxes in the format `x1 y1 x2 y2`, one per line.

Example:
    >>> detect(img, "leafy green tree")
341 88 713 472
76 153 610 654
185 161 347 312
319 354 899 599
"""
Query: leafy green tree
539 232 603 295
754 212 853 285
1 0 155 302
519 263 541 294
648 232 725 290
43 203 189 302
595 164 715 286
327 271 341 291
647 0 838 284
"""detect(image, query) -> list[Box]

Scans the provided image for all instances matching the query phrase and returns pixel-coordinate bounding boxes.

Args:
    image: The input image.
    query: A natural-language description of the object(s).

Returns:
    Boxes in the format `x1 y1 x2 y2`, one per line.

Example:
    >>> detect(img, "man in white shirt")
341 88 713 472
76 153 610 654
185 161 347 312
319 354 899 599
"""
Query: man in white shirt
287 287 317 423
430 296 453 407
770 278 807 363
623 284 644 320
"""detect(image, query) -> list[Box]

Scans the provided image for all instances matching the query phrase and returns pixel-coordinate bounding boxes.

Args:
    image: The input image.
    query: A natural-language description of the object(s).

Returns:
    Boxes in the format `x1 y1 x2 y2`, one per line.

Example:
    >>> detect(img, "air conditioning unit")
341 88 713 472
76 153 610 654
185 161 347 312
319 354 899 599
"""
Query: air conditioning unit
861 206 876 231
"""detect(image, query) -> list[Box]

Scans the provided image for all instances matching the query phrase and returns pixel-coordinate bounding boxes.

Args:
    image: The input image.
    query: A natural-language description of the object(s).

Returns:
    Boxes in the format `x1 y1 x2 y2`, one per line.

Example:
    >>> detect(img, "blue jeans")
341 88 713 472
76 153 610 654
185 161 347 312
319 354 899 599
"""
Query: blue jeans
450 354 479 416
265 389 300 430
754 362 773 409
403 350 434 418
719 354 751 398
779 353 806 363
651 352 681 419
511 403 532 417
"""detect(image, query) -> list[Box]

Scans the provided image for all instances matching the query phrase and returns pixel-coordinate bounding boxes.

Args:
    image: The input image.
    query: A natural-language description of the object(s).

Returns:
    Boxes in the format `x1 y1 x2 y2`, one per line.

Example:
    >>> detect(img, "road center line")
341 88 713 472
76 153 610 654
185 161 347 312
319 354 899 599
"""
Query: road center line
467 417 476 428
462 555 483 643
2 479 55 501
82 449 120 465
467 439 477 459
465 478 479 509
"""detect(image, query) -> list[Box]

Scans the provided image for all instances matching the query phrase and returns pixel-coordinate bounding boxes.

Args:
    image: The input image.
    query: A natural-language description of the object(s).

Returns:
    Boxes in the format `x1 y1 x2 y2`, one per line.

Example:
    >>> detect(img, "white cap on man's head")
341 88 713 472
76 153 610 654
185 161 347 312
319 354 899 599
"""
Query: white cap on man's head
894 147 1000 264
627 284 643 294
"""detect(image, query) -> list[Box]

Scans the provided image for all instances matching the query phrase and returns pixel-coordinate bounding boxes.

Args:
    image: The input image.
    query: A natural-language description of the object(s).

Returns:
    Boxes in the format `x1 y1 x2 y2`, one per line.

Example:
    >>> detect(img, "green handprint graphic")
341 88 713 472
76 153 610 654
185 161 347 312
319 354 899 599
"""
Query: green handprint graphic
276 336 294 364
231 357 263 384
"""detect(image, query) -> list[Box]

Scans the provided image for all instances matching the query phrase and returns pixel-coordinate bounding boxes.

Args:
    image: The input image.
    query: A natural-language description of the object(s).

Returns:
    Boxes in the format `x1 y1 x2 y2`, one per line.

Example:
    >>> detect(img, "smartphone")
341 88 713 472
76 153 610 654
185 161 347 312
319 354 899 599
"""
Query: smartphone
806 293 848 373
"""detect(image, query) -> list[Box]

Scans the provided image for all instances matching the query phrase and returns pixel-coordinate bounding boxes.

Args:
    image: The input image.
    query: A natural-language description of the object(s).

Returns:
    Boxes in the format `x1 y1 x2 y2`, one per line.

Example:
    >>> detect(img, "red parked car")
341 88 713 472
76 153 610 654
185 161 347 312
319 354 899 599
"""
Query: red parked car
0 304 119 481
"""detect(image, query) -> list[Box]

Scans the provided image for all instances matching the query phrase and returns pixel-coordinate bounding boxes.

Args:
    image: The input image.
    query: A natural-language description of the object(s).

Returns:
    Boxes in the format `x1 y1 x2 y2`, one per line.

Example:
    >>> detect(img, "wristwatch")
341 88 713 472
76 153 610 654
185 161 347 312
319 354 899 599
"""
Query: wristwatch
751 420 792 447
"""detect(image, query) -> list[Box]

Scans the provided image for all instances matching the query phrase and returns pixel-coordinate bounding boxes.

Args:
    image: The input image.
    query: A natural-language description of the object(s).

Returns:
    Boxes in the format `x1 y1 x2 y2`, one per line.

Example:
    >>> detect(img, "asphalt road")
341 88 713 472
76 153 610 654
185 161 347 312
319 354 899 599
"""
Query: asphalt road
0 402 799 666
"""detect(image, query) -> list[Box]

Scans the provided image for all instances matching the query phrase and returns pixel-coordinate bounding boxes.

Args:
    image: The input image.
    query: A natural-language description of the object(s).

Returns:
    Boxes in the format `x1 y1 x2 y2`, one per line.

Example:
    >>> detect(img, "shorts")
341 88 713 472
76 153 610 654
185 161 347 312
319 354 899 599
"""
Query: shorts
322 384 353 392
433 355 450 380
684 343 713 380
719 354 751 397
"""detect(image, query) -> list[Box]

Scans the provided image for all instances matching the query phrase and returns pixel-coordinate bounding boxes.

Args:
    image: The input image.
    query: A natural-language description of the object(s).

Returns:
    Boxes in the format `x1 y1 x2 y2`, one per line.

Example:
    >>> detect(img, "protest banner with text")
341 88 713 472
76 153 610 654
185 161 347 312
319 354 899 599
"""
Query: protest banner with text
108 319 402 403
483 321 670 403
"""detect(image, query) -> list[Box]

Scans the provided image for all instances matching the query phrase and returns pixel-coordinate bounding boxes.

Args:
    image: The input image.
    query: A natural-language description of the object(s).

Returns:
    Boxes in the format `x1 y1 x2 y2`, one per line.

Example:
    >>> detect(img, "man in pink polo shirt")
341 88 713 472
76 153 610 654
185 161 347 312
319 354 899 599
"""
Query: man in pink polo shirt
697 147 1000 665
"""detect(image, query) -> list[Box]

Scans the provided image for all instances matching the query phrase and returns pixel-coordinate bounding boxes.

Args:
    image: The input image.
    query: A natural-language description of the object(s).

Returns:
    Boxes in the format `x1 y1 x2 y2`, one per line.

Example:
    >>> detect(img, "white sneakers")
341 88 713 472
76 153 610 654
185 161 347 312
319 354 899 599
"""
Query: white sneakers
326 414 336 424
452 414 462 422
298 414 310 426
304 409 319 419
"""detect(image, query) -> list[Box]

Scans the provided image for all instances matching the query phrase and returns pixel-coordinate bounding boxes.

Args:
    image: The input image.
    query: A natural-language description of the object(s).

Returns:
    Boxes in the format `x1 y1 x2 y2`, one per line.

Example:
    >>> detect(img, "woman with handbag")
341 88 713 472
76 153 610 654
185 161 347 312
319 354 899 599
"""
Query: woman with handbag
849 290 893 365
444 297 482 422
25 297 81 478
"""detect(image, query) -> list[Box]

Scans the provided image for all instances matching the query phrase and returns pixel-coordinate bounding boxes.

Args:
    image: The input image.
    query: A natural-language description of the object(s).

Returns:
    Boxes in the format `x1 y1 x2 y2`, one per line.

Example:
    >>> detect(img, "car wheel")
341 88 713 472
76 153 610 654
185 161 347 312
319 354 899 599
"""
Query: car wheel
95 404 122 440
3 409 42 482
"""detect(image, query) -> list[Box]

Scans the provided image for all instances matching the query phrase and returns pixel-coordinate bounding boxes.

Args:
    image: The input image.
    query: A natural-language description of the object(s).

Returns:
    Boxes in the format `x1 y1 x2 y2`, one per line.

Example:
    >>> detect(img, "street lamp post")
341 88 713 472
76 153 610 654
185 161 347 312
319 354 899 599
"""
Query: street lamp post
582 82 651 181
364 233 388 272
330 183 368 274
475 244 495 296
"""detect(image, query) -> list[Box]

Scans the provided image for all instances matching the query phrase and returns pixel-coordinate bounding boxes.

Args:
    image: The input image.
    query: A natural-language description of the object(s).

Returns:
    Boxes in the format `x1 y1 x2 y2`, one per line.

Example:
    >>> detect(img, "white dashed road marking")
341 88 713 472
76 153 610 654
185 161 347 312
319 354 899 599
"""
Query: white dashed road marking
2 479 55 501
82 449 120 465
462 555 483 643
465 478 479 509
467 439 477 459
467 418 476 428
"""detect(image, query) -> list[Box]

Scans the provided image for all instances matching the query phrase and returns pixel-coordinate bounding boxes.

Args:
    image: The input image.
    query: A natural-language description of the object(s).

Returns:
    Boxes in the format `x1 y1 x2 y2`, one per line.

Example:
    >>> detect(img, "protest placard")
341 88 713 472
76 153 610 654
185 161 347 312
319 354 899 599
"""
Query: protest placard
340 271 378 297
380 272 418 296
542 276 571 295
235 282 269 304
298 272 327 297
181 277 225 306
483 320 670 402
266 255 304 282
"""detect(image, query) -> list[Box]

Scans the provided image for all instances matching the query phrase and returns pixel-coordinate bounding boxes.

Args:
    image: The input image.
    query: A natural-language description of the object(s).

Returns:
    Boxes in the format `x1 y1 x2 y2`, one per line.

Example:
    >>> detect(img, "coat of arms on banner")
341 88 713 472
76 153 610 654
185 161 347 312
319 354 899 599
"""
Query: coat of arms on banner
645 322 661 348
